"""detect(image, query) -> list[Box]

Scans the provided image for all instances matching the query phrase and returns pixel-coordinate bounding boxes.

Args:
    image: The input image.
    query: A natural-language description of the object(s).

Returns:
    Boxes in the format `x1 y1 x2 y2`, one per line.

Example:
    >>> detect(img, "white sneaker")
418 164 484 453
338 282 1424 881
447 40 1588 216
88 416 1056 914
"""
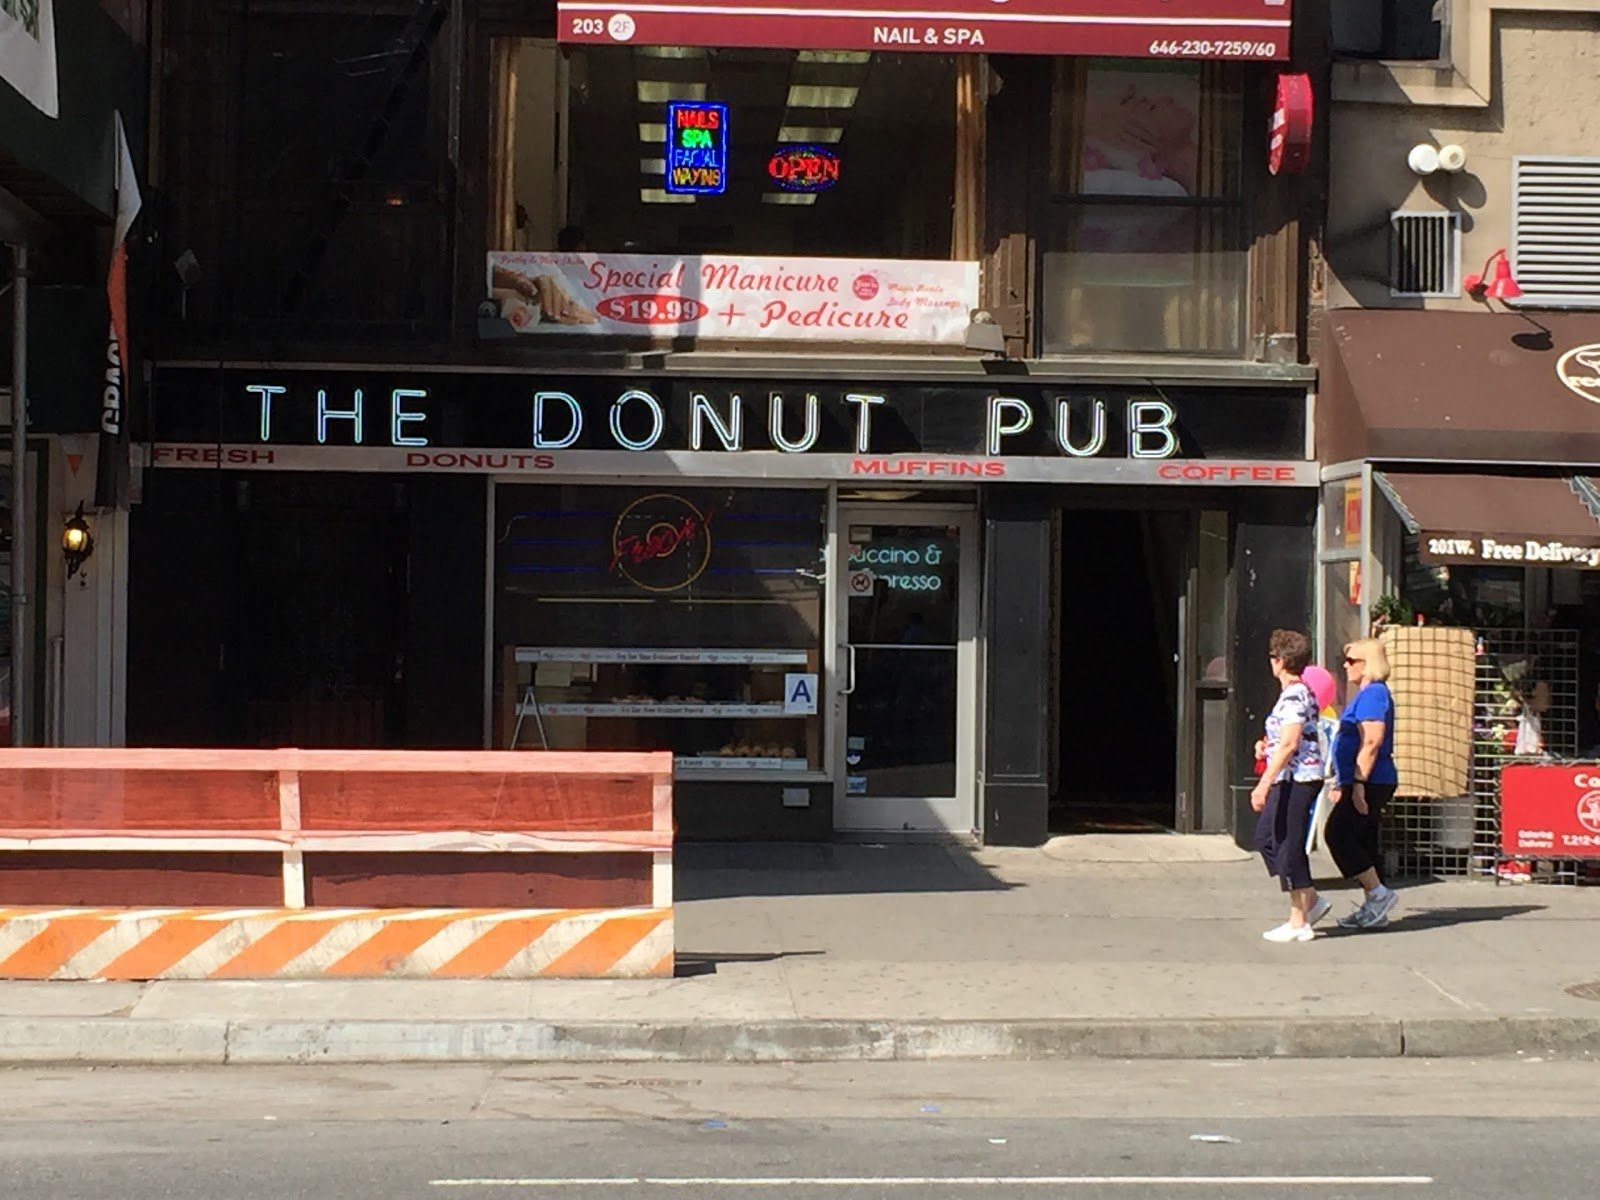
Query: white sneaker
1307 897 1332 927
1263 922 1315 943
1353 887 1398 929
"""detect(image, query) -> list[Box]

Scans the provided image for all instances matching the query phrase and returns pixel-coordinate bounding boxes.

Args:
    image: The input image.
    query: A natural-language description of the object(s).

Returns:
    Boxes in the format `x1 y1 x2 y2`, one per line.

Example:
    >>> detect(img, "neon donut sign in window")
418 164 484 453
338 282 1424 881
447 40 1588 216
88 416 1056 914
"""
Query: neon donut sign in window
767 145 841 193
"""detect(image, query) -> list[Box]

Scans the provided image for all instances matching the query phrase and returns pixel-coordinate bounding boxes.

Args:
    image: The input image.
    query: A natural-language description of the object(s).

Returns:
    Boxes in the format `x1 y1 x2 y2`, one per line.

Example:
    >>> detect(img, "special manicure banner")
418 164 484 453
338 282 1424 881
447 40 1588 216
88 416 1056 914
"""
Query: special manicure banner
487 252 978 346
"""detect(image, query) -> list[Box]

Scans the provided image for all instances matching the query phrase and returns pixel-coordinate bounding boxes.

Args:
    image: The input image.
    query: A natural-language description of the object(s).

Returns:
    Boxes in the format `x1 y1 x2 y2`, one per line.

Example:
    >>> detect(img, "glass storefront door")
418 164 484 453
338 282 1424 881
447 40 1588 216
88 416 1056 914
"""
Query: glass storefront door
834 507 978 835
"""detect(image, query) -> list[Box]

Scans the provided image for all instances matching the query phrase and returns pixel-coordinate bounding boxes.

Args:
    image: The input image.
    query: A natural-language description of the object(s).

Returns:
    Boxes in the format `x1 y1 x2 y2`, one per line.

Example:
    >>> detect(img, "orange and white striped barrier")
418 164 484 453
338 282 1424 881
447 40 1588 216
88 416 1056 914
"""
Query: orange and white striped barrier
0 906 672 980
0 750 675 979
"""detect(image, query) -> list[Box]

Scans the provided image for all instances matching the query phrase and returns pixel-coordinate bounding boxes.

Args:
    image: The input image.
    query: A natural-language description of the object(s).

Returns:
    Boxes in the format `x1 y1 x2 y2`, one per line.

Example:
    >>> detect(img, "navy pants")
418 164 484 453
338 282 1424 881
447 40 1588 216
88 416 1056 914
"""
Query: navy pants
1256 779 1319 892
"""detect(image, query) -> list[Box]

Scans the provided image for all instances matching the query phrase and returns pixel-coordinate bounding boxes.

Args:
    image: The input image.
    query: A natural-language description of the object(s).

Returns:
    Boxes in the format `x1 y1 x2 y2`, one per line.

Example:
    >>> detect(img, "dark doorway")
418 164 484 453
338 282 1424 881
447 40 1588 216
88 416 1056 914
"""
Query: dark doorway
1053 509 1186 831
129 473 408 748
224 475 409 747
128 472 487 750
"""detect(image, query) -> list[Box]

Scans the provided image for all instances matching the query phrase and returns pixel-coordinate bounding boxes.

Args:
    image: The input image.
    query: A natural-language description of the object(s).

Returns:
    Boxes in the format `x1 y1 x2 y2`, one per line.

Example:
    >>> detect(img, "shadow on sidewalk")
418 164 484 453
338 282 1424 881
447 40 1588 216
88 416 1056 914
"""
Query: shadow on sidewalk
674 949 826 978
676 841 1016 900
1321 903 1547 936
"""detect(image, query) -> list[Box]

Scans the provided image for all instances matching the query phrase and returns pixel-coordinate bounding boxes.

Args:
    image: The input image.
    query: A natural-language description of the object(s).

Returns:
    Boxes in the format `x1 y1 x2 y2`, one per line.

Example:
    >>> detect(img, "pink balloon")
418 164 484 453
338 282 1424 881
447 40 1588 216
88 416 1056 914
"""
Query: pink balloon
1303 664 1336 712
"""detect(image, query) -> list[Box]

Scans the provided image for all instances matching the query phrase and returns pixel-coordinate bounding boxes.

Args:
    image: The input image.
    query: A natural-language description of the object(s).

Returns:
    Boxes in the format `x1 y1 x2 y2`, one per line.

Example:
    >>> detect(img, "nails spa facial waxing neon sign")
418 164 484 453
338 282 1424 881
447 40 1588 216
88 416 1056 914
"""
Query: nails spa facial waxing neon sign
666 102 729 195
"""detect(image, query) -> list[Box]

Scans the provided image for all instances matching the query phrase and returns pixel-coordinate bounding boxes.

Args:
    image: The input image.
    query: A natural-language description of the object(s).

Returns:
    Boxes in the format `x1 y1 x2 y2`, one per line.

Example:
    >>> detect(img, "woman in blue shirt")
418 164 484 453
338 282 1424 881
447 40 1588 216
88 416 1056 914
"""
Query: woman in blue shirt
1326 638 1400 930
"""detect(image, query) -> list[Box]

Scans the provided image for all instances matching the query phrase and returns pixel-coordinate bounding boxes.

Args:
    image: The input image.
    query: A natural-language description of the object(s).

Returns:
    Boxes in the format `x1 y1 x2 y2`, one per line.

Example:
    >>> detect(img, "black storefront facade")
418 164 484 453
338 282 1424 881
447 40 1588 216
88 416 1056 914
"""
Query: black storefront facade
129 364 1316 844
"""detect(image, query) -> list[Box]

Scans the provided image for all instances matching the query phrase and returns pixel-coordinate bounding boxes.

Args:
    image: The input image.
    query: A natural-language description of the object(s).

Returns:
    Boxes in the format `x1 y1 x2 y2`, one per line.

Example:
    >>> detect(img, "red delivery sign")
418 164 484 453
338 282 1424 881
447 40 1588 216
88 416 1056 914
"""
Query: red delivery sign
1500 764 1600 859
558 2 1292 61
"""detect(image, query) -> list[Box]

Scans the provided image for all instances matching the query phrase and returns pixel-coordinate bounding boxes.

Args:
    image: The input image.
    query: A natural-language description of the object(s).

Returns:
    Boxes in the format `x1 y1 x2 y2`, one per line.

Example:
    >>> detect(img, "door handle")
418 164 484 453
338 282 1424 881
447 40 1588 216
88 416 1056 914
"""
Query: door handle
841 645 857 696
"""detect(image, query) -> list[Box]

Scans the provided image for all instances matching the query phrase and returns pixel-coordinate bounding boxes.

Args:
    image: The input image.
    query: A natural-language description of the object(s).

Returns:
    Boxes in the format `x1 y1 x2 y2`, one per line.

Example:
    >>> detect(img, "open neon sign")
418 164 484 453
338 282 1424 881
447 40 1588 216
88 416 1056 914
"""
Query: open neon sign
666 101 728 195
768 144 841 192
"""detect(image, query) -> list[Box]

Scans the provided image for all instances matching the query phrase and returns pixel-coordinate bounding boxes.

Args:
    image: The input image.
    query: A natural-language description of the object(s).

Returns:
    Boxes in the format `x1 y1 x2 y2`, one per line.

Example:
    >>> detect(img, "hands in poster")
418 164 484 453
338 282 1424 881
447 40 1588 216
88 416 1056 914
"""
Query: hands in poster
491 265 599 327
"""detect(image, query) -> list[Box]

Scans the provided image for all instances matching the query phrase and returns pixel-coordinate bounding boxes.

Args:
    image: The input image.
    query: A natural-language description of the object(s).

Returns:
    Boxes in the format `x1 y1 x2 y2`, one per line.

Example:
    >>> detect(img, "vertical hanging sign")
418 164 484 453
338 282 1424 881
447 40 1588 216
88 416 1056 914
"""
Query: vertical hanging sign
96 112 142 510
665 101 728 195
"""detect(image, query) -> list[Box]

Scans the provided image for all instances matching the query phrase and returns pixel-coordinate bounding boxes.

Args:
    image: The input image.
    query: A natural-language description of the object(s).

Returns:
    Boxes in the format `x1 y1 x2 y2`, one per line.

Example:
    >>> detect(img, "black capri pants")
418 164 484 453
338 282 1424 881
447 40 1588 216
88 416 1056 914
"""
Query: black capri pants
1255 778 1319 892
1323 782 1396 881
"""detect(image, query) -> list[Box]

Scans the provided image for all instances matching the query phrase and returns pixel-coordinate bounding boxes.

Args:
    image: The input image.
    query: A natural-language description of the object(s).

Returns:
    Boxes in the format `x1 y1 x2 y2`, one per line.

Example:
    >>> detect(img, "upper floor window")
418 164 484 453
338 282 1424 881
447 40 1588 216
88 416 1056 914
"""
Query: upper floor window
231 10 445 333
1040 60 1245 356
490 41 957 260
1332 0 1446 62
1512 156 1600 308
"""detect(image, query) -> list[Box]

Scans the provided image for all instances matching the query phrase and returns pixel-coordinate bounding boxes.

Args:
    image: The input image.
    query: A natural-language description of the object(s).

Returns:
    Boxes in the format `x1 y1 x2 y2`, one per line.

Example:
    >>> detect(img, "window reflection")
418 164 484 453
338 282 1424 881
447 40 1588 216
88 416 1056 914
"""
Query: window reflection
491 42 957 258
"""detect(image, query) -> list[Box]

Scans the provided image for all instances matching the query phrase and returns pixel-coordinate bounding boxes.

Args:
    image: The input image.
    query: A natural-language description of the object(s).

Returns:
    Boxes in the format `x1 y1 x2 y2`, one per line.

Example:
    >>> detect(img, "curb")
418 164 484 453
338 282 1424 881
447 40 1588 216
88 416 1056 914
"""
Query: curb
1 1015 1598 1065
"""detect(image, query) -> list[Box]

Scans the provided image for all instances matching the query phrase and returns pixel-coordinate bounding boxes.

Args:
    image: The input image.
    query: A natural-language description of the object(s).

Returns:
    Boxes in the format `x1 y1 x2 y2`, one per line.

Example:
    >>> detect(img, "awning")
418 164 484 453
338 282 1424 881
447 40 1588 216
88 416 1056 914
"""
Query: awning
1375 472 1600 568
1319 310 1600 466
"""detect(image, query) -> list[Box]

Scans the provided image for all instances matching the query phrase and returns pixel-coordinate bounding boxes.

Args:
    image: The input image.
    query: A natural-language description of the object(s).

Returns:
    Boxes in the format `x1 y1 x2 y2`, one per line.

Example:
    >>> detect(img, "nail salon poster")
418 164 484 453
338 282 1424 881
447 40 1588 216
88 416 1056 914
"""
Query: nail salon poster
486 251 979 345
0 0 58 117
1076 62 1202 287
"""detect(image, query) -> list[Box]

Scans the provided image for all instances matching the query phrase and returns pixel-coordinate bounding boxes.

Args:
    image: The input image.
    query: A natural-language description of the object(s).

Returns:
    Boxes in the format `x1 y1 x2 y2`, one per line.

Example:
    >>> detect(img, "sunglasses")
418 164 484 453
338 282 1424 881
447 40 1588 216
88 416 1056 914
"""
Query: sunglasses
1344 656 1365 666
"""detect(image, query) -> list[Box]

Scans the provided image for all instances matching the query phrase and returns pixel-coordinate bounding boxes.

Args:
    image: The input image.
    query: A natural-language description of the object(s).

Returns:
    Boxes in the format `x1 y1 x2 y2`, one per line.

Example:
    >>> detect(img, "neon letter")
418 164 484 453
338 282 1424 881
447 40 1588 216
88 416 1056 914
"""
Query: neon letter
845 393 886 454
246 384 286 442
533 390 583 450
768 392 820 453
317 388 363 444
391 388 430 447
609 389 665 452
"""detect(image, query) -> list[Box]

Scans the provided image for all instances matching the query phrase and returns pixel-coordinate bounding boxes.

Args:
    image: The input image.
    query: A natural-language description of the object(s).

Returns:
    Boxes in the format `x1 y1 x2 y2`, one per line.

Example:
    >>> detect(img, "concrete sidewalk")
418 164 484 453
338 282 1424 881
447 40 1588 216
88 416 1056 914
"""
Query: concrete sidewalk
4 837 1600 1064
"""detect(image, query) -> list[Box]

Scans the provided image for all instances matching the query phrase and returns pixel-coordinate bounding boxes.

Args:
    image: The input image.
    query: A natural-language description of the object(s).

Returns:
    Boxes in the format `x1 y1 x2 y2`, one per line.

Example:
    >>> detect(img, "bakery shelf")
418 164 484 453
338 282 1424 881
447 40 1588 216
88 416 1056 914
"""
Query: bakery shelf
676 756 811 773
515 647 811 666
519 702 797 718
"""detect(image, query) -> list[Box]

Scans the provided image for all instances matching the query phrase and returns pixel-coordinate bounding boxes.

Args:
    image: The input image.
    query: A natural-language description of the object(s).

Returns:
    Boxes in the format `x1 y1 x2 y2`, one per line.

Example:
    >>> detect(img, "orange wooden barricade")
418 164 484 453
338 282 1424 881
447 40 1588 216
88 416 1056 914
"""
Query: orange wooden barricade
0 749 673 979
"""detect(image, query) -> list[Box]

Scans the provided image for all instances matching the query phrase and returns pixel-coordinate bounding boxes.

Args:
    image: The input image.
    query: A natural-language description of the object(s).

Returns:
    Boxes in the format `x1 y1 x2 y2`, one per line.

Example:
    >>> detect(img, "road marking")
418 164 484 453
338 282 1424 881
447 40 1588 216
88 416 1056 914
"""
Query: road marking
432 1176 1434 1188
433 1182 638 1188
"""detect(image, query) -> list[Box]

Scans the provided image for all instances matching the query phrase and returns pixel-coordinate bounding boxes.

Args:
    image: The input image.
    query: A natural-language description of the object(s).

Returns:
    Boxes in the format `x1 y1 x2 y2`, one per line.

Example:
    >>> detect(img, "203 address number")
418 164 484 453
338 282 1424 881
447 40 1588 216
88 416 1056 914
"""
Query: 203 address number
1148 39 1280 58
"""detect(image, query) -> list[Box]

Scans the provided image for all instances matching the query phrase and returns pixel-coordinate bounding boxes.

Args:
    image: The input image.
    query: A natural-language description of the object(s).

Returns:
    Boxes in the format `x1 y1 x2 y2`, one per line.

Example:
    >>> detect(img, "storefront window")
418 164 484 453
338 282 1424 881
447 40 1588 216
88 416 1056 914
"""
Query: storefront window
1321 479 1364 553
1399 540 1527 630
494 485 826 775
1322 561 1364 679
1040 60 1244 355
490 42 956 259
231 11 444 332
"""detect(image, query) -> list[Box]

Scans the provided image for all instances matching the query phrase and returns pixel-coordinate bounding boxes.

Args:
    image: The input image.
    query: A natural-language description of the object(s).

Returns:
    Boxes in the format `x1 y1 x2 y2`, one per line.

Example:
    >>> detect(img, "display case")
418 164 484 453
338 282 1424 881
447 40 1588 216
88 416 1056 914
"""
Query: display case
493 483 828 778
500 646 822 775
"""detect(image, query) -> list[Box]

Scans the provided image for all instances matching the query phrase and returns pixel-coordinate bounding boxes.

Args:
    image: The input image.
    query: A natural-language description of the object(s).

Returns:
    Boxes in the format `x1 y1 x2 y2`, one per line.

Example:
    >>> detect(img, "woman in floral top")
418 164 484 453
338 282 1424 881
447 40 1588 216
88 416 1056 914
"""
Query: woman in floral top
1250 628 1330 943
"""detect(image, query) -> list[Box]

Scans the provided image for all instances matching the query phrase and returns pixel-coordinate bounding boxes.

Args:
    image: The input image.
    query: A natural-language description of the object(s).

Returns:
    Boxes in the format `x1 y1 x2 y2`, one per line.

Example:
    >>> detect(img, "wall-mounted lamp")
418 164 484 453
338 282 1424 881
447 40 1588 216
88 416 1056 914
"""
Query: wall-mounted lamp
62 501 94 579
1464 248 1524 303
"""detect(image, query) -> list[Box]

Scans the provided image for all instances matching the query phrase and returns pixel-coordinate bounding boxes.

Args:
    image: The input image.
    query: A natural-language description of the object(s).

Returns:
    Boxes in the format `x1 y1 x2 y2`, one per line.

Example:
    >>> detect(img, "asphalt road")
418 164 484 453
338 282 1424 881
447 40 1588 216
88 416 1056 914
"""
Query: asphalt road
0 1061 1597 1200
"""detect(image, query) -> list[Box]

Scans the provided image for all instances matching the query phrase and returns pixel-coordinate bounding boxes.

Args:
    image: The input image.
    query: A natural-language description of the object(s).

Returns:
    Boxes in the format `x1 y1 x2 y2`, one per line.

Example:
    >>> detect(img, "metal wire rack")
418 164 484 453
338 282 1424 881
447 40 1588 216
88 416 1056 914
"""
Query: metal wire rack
1381 628 1584 883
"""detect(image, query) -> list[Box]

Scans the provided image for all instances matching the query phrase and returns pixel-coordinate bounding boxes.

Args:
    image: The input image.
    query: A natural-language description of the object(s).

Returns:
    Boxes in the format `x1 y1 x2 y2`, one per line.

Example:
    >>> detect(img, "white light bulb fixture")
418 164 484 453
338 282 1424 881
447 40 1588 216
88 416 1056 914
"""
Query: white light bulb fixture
1408 143 1441 176
1437 144 1468 173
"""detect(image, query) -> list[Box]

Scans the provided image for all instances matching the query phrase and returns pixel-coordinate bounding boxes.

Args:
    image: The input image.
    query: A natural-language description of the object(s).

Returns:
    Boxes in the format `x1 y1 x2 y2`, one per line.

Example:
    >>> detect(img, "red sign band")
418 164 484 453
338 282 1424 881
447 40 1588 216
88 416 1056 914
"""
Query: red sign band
557 1 1292 61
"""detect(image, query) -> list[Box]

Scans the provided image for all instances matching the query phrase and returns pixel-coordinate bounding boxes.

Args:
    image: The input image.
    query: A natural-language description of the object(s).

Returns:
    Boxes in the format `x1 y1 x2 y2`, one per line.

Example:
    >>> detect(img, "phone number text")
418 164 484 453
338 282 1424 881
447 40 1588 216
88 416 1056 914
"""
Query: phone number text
1148 39 1281 59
